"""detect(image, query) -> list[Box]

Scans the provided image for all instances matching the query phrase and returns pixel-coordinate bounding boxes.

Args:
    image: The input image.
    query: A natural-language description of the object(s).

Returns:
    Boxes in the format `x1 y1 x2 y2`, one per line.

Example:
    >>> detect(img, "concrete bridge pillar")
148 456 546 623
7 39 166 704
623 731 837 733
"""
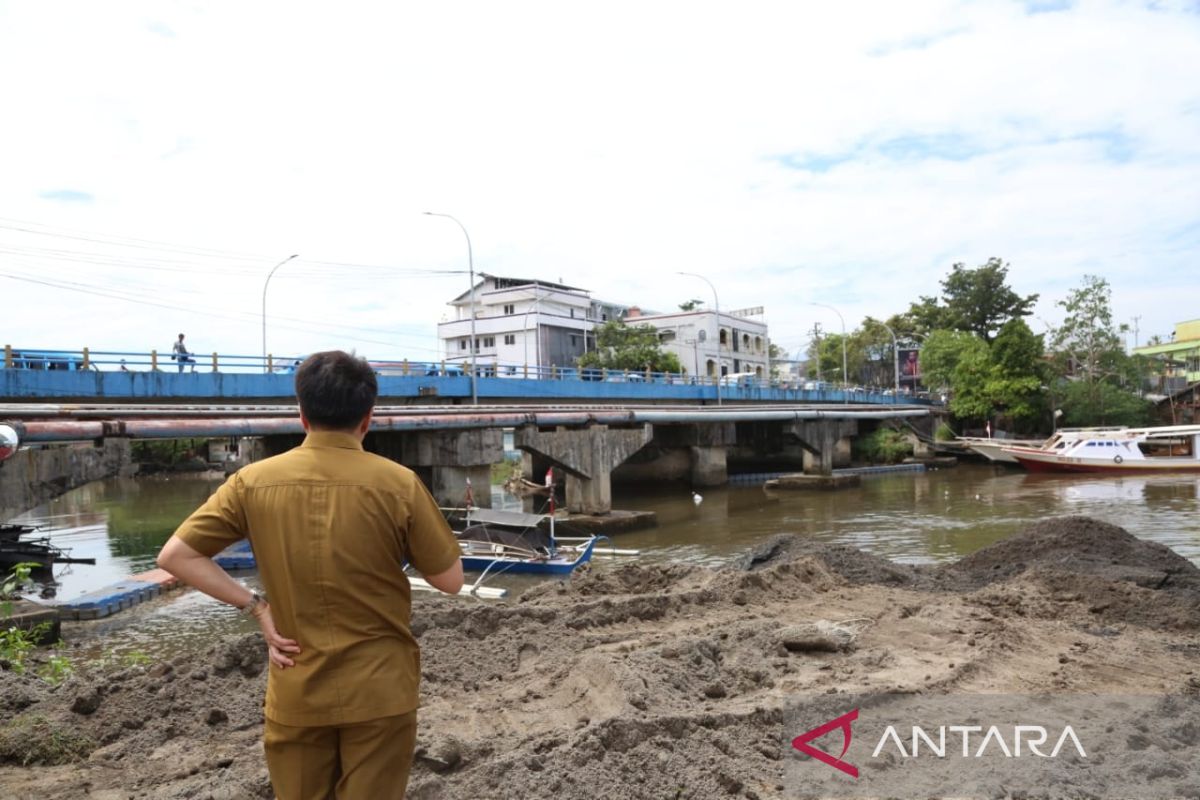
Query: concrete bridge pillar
515 424 652 514
674 424 734 487
788 419 858 475
370 429 503 509
259 430 503 508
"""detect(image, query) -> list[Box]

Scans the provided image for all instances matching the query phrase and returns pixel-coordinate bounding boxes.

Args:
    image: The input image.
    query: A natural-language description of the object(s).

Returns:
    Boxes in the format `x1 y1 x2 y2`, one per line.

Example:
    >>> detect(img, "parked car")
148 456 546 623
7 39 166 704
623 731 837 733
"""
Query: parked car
719 372 759 387
9 350 90 371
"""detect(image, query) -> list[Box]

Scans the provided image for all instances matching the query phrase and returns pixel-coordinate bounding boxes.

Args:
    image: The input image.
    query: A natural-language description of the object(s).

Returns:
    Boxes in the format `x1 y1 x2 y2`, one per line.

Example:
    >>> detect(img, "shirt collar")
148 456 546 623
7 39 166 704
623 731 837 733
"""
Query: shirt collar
301 430 365 451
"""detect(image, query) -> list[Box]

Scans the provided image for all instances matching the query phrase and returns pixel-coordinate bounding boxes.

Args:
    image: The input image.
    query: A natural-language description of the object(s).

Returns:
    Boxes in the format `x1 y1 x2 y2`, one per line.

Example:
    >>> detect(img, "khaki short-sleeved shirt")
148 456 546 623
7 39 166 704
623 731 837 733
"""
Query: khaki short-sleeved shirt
174 430 460 727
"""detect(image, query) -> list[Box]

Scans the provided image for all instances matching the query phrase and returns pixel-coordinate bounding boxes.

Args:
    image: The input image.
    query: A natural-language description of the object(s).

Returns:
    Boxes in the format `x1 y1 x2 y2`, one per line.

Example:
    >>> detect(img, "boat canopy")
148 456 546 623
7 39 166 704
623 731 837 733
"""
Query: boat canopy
464 508 548 528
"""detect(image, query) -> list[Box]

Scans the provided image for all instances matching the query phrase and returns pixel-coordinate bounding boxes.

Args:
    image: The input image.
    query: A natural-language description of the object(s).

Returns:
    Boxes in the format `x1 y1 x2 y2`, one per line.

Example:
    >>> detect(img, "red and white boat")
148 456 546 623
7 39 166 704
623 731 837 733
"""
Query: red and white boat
1001 425 1200 473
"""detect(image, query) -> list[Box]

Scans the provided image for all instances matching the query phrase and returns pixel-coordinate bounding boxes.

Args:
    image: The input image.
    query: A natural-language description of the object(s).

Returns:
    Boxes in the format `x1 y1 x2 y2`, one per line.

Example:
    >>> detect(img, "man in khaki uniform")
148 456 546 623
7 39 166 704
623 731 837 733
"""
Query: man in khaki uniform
158 350 463 799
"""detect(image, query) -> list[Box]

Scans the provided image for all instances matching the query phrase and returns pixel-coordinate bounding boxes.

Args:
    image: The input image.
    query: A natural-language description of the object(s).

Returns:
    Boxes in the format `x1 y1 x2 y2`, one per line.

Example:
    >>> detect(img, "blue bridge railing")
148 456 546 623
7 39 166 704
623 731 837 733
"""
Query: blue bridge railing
2 345 938 405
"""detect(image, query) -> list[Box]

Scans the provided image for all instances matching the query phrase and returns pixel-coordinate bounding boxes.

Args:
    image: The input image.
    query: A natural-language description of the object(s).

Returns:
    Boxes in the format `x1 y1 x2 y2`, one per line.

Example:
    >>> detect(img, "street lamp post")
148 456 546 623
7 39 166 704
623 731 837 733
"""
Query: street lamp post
424 212 478 405
809 302 848 403
261 254 300 372
678 272 721 405
874 320 900 401
521 283 543 375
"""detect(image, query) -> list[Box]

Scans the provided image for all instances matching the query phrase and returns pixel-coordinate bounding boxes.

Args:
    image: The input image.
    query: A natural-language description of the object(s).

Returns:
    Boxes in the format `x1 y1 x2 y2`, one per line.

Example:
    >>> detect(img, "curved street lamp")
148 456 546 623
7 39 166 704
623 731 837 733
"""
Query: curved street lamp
677 272 721 406
808 302 848 403
871 319 900 401
261 254 300 372
424 212 478 405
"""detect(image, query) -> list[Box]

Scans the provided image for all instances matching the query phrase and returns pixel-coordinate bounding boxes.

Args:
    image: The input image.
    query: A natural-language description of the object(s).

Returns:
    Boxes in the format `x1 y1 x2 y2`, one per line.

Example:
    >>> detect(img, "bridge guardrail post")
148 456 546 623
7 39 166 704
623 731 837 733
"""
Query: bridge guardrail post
3 344 10 369
267 354 274 373
551 364 558 380
212 352 218 372
403 359 409 376
82 347 90 370
523 363 528 379
151 350 159 371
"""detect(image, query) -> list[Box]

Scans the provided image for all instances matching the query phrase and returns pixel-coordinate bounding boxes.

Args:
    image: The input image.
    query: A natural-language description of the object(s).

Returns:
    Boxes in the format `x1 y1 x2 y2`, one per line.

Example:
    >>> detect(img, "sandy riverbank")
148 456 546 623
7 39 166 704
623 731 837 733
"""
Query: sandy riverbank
2 515 1198 799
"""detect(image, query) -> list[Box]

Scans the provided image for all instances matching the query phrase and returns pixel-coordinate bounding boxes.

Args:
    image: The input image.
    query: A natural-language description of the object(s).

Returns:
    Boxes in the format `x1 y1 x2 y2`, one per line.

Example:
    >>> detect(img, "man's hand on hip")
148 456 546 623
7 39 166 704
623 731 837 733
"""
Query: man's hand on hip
252 604 301 669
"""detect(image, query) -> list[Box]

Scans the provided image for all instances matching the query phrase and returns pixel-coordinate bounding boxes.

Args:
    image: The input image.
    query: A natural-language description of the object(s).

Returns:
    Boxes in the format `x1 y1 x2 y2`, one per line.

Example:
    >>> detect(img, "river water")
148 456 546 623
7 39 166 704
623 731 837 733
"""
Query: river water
10 464 1200 658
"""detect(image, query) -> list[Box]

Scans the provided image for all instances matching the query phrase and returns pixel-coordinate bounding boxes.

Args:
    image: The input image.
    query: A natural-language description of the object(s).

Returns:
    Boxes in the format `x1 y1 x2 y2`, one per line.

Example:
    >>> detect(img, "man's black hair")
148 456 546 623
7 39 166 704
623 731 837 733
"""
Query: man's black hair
294 351 378 430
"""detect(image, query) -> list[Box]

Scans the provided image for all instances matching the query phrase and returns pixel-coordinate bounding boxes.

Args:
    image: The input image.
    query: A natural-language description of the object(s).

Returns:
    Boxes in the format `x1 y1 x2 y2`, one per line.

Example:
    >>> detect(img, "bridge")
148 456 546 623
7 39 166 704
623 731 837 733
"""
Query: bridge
2 346 935 406
2 347 939 520
1 402 933 521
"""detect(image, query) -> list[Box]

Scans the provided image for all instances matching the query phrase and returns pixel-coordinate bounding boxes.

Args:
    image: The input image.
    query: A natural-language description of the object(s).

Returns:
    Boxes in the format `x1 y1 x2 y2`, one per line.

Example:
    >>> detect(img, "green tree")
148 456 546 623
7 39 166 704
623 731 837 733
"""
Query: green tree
919 330 988 391
678 299 704 311
908 258 1039 342
985 318 1047 429
577 321 683 373
1050 275 1148 426
923 323 1045 429
1058 380 1152 428
947 345 995 421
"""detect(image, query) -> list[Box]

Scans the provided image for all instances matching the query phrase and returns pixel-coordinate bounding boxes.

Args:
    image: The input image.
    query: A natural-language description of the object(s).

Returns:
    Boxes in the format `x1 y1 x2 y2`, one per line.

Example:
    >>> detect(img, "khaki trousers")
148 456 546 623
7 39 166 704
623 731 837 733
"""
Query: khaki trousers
263 710 418 800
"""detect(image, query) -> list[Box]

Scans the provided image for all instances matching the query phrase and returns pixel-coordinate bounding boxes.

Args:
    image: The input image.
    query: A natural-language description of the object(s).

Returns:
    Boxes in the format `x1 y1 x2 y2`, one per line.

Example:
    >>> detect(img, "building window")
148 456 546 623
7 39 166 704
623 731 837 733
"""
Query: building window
503 304 515 315
698 329 707 342
659 330 676 343
570 308 575 318
602 313 608 322
755 336 763 353
459 340 467 351
719 329 728 346
570 335 580 347
706 359 716 377
482 336 495 348
504 334 516 345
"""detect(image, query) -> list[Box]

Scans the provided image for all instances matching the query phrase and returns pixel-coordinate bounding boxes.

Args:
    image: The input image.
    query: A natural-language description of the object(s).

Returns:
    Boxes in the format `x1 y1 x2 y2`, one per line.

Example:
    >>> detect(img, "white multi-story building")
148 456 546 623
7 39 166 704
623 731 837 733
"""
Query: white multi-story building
628 307 770 379
438 276 629 374
437 275 769 379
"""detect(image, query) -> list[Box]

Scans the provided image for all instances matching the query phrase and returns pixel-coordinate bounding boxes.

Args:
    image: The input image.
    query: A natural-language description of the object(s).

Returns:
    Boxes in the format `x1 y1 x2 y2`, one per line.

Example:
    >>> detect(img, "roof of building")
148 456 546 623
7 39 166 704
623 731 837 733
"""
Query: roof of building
448 274 590 304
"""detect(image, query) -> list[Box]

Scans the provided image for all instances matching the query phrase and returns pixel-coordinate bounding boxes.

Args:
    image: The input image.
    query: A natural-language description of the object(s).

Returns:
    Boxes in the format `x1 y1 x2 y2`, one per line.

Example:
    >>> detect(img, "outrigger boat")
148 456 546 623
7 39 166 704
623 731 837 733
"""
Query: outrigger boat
1002 424 1200 473
1 524 95 571
455 508 598 576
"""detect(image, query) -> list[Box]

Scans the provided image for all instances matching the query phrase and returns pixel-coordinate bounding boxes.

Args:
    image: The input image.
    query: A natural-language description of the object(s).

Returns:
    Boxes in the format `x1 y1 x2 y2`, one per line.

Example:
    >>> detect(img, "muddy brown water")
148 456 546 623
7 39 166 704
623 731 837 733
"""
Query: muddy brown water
8 464 1200 660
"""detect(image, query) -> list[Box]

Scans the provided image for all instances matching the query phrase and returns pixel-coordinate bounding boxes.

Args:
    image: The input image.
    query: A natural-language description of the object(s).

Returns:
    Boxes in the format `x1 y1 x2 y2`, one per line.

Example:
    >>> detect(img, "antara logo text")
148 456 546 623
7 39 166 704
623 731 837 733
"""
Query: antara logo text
792 708 1088 778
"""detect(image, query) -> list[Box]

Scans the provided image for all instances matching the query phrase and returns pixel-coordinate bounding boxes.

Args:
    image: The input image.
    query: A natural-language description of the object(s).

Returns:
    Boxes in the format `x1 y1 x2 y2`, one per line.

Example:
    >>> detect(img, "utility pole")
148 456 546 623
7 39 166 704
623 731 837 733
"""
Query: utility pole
809 322 823 382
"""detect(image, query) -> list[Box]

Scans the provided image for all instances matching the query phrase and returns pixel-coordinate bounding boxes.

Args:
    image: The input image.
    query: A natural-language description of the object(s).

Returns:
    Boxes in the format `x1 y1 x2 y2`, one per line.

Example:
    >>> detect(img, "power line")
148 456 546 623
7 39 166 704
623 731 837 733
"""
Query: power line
0 271 447 354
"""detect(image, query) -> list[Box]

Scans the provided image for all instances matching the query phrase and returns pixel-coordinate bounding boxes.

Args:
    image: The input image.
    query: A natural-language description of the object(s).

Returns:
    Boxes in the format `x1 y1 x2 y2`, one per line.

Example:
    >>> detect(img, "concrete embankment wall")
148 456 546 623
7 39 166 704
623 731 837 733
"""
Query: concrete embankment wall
0 440 134 521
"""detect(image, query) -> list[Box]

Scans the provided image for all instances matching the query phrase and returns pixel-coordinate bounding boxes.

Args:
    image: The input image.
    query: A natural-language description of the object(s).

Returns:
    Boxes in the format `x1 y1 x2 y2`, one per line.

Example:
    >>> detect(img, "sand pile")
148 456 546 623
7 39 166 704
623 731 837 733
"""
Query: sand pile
1 515 1198 799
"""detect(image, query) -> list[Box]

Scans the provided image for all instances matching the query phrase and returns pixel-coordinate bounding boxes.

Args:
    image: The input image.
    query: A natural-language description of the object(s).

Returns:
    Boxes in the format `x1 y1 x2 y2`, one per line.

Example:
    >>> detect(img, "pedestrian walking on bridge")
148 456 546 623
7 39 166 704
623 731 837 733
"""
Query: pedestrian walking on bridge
171 333 196 372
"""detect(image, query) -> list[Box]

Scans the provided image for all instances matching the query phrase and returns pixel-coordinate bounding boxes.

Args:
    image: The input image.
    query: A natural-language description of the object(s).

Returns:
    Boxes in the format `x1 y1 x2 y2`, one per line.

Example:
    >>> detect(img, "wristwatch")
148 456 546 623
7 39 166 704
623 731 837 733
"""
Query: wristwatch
238 591 267 617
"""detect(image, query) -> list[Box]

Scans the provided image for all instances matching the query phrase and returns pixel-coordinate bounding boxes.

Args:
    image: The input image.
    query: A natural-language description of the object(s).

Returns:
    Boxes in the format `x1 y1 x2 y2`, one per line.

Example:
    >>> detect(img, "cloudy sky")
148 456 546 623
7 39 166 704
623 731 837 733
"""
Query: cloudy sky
1 0 1197 365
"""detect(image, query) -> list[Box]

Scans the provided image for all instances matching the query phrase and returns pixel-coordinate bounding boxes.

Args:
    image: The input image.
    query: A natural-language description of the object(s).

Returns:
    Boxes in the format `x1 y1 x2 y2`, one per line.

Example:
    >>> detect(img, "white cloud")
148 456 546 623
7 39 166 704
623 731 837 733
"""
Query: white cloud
0 0 1196 363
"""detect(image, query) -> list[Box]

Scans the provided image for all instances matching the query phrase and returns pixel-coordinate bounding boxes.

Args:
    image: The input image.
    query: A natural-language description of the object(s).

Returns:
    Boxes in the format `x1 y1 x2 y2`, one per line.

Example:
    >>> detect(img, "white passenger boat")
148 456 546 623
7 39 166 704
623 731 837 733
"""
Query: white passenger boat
957 436 1045 464
1001 425 1200 473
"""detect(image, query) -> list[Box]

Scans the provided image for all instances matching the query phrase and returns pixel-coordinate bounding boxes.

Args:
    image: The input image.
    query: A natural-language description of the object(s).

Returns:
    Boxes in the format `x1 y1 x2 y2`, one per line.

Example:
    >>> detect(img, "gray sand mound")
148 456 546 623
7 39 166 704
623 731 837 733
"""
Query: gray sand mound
943 515 1200 590
2 515 1198 799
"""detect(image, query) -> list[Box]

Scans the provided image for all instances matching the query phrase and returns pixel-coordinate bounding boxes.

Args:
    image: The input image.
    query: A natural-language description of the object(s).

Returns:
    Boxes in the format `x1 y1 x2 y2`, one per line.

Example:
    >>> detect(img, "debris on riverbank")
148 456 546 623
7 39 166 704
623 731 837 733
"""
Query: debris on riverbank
2 515 1198 799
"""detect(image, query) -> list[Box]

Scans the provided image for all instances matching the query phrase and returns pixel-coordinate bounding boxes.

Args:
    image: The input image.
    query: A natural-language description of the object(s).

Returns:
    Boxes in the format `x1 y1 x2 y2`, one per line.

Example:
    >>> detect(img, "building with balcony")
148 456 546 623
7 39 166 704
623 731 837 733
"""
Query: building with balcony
438 276 629 374
625 306 769 380
1134 318 1200 395
438 275 770 379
